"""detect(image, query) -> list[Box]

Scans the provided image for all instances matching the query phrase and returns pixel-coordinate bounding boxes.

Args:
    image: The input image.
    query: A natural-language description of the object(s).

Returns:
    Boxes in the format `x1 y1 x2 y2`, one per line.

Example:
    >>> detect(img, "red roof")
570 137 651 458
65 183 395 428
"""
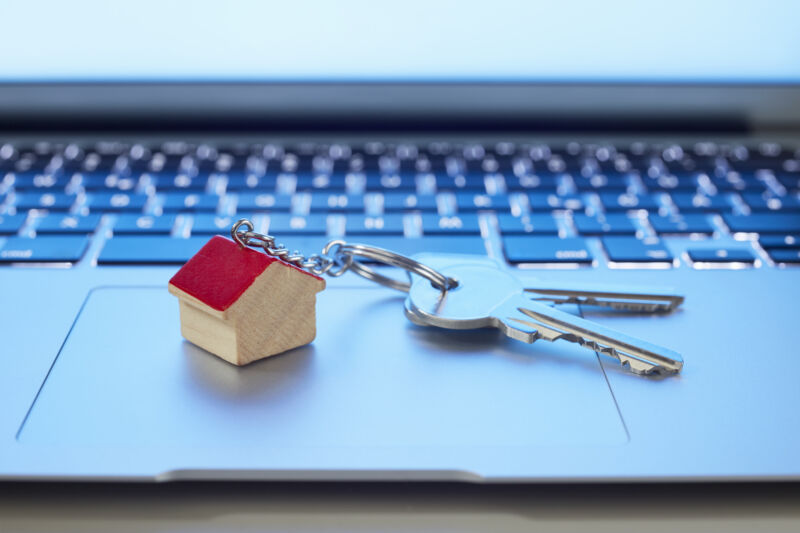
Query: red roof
169 236 321 311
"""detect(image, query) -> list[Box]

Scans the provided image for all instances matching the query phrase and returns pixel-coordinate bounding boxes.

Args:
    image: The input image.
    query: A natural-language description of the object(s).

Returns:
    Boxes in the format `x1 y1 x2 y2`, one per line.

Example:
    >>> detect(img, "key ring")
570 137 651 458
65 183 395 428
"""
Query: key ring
231 219 457 293
321 240 458 293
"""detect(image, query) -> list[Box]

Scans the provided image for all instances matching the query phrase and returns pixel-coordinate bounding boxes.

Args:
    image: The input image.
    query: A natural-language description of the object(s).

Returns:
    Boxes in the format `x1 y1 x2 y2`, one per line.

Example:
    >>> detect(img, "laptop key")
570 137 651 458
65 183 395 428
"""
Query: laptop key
36 214 101 234
455 193 511 212
573 213 637 235
496 213 559 235
381 193 438 212
573 173 631 192
353 236 486 259
295 173 347 192
86 192 149 212
0 214 27 235
777 174 800 193
236 193 293 212
741 193 800 212
13 192 77 211
191 214 246 235
309 193 365 213
420 214 481 235
8 172 71 191
648 214 714 235
113 214 177 235
161 193 220 212
670 193 734 213
0 236 88 263
767 249 800 264
150 173 209 191
345 214 405 235
504 174 561 192
503 236 593 264
602 236 674 263
434 174 487 192
686 247 757 264
216 234 486 263
79 172 139 191
225 173 278 192
759 234 800 249
528 193 584 212
723 213 800 234
641 174 702 192
365 173 417 191
266 214 328 235
710 174 767 193
599 192 663 212
98 236 208 265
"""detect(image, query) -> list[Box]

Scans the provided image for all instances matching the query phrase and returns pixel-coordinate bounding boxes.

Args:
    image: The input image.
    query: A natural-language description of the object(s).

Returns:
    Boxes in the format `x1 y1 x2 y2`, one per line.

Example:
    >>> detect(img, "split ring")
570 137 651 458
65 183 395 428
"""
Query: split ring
323 241 458 293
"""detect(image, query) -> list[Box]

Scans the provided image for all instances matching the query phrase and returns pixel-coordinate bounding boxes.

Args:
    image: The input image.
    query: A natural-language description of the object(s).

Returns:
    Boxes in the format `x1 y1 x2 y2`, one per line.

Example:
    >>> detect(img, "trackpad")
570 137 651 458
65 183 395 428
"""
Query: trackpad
19 287 626 448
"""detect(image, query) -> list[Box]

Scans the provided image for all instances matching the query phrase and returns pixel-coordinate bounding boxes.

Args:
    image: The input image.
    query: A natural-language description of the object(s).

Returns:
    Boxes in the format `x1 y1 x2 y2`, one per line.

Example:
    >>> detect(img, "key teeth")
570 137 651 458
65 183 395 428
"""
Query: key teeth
512 307 682 376
618 355 681 376
619 357 655 376
530 295 676 313
498 320 539 344
553 333 678 376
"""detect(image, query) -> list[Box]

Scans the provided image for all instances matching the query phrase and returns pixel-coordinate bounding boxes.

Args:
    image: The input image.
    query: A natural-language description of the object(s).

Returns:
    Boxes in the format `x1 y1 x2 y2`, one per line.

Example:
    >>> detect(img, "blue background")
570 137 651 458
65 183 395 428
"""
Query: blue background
1 0 798 82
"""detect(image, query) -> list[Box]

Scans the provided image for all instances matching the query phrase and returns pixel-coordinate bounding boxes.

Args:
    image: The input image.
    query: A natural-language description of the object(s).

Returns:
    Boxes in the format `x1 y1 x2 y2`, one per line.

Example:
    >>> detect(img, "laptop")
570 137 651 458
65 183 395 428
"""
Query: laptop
1 0 799 482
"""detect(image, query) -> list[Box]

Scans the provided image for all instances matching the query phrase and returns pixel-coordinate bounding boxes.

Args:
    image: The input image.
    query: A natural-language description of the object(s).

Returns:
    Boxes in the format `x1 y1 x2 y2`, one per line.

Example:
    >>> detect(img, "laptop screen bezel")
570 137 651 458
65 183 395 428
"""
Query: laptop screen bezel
1 82 799 131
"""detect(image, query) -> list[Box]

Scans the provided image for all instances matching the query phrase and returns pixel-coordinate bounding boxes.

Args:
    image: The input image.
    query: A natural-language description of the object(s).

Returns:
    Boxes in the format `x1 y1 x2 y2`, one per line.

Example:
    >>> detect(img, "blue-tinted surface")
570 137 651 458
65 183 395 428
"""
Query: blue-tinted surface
0 0 798 82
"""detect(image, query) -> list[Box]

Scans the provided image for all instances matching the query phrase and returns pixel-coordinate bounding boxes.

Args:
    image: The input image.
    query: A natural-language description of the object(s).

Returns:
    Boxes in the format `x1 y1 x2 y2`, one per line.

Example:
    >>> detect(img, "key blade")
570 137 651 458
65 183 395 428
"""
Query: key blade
525 281 684 313
409 254 685 312
510 303 684 375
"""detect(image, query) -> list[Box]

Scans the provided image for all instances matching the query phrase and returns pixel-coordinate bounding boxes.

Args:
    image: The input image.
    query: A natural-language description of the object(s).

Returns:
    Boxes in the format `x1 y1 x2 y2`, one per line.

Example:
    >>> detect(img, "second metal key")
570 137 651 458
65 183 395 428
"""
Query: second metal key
405 260 684 375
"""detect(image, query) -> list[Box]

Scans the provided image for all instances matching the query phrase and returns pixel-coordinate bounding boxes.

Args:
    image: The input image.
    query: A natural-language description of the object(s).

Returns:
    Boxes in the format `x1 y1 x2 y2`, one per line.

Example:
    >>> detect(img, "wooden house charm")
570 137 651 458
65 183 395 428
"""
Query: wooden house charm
168 235 326 366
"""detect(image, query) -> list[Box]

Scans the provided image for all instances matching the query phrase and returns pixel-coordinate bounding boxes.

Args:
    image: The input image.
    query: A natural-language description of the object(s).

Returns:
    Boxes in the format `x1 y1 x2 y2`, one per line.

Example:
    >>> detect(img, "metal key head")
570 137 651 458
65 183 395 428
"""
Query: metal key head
406 262 539 341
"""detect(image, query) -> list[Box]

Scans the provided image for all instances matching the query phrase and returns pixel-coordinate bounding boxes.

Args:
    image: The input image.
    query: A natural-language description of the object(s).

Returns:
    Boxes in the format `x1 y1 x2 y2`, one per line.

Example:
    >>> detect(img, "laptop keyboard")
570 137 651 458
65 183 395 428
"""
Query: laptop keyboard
0 140 799 267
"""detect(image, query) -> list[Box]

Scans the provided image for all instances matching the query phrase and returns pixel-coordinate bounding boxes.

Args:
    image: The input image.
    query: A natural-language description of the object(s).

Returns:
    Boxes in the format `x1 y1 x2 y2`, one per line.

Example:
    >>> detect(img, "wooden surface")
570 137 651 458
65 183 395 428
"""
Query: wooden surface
225 260 325 365
169 236 325 366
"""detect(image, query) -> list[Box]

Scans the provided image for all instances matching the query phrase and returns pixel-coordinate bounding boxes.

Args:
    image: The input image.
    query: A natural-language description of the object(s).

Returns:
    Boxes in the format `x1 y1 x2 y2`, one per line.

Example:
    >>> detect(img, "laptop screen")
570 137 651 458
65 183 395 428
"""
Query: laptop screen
2 0 798 83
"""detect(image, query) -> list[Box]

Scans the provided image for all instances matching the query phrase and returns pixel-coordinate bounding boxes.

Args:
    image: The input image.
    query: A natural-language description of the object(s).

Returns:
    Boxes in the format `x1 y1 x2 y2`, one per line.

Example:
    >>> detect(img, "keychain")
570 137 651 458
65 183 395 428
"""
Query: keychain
169 219 683 375
168 219 454 366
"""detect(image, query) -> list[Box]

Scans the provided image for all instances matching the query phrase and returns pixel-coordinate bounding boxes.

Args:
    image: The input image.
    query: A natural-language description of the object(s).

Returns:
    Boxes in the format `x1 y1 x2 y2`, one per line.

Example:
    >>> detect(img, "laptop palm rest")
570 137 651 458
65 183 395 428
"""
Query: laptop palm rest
17 286 626 472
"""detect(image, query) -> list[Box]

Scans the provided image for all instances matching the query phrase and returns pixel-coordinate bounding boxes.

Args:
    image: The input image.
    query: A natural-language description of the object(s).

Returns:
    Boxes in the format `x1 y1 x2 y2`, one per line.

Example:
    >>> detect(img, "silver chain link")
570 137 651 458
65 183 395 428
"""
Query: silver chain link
231 218 457 292
231 219 352 277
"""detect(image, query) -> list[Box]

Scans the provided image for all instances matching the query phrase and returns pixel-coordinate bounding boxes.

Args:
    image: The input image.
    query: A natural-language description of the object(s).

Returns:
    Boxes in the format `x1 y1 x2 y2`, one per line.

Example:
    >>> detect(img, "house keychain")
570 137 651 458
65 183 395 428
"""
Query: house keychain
167 218 455 366
169 218 685 375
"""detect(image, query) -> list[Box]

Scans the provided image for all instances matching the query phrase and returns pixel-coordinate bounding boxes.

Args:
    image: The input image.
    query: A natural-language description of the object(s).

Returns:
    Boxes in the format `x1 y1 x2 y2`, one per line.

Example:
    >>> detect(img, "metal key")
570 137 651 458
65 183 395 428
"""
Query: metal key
404 261 684 375
411 253 684 313
526 281 682 312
